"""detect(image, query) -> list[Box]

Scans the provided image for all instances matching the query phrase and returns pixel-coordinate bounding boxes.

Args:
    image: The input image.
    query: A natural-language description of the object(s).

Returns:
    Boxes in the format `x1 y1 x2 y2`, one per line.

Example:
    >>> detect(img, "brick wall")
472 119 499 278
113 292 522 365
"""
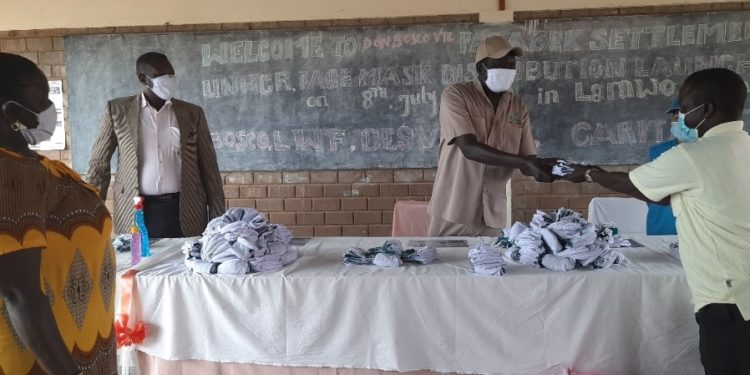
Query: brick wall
0 4 731 235
220 169 434 236
510 167 634 224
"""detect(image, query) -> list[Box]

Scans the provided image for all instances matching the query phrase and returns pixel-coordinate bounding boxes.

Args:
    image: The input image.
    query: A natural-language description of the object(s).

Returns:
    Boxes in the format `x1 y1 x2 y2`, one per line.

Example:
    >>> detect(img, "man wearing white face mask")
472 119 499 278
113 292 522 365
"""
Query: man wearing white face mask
427 36 555 237
2 99 57 145
87 52 225 238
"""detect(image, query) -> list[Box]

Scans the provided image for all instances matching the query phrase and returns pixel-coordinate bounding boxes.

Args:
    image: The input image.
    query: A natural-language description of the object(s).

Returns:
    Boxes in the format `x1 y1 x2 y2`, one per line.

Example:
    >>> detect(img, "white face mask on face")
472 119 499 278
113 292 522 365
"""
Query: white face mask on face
484 68 516 93
3 101 57 145
147 74 178 100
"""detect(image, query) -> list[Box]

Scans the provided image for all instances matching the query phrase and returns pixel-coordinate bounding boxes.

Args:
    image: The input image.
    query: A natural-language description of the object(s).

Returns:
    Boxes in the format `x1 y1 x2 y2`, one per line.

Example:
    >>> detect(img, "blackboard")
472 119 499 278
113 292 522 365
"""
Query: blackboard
65 11 750 172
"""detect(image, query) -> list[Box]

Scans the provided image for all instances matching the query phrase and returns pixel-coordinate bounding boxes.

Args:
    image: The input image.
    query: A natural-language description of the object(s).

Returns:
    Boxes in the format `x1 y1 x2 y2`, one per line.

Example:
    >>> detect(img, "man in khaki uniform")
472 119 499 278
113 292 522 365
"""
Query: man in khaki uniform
427 36 554 237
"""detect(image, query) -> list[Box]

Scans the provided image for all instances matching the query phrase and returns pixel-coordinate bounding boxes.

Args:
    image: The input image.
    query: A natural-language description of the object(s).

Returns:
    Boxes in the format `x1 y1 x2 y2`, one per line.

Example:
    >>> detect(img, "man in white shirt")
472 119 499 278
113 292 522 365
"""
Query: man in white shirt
87 52 225 238
564 68 750 374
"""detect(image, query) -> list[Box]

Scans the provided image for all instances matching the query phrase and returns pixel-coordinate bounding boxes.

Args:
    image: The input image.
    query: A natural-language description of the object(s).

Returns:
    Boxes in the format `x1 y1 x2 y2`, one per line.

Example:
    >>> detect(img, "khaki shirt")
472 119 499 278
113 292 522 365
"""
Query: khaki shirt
630 121 750 320
428 79 537 227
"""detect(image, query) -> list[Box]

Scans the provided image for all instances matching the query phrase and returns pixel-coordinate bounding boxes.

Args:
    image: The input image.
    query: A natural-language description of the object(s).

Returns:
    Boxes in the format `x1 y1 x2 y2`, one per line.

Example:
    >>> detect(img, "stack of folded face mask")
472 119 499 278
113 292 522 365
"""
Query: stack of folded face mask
468 243 506 275
113 234 132 253
183 208 298 275
343 239 438 267
401 247 439 265
494 208 628 272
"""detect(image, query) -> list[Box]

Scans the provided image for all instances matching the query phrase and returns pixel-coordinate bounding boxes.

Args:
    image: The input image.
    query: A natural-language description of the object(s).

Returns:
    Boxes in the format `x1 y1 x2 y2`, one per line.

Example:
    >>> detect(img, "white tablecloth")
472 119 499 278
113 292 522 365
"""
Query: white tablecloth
587 197 648 235
127 236 702 375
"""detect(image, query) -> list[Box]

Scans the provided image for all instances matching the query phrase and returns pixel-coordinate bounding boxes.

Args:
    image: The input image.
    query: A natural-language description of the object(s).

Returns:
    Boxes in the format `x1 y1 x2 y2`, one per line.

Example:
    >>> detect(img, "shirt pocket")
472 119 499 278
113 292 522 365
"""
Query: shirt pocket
489 122 523 154
184 128 198 145
159 127 182 161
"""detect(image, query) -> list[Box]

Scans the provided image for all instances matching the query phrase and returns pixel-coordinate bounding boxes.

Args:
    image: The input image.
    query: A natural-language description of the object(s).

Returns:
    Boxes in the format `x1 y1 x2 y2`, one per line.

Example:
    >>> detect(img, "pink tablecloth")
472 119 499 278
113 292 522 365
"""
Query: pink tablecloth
391 200 430 237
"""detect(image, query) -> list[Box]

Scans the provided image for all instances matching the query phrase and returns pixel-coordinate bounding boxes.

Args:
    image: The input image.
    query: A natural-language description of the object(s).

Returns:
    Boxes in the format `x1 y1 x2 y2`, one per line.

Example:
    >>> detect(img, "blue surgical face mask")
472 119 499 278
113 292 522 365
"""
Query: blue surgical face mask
675 103 706 143
670 121 693 143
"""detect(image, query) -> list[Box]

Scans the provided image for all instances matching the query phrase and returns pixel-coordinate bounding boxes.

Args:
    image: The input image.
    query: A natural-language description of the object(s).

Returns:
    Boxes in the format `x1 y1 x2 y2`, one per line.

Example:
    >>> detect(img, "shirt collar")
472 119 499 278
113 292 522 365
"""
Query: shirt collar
702 121 744 138
141 92 172 110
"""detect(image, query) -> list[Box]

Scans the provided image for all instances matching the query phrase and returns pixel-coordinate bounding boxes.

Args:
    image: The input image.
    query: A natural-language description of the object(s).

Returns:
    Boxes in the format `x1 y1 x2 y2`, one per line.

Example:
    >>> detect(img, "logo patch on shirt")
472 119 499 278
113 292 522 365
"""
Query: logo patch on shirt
507 112 523 127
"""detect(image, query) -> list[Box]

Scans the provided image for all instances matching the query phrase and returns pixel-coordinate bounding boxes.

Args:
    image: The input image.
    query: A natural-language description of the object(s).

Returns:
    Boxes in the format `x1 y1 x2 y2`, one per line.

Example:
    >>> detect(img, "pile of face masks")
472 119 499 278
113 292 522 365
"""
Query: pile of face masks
492 208 629 272
183 208 297 275
343 239 438 267
468 243 506 275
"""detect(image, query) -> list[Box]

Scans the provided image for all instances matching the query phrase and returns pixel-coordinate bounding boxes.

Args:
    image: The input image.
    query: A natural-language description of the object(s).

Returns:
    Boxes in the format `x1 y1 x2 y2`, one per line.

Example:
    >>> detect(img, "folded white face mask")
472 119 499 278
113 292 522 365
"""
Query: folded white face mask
148 74 178 100
484 68 516 93
3 101 57 144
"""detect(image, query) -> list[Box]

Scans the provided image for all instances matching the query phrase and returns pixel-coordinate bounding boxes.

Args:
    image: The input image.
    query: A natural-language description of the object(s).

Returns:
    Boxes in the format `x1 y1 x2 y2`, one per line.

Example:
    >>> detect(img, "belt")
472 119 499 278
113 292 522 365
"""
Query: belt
142 192 180 202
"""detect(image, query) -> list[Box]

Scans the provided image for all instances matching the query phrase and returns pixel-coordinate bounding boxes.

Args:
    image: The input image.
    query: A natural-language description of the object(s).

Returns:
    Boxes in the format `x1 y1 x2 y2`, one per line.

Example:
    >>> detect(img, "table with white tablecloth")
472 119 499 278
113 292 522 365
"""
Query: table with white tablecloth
121 236 702 375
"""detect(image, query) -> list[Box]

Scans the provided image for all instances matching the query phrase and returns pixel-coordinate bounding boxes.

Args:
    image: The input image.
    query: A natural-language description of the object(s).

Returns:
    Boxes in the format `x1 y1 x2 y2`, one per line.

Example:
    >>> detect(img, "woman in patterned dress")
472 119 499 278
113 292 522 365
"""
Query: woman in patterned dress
0 53 117 374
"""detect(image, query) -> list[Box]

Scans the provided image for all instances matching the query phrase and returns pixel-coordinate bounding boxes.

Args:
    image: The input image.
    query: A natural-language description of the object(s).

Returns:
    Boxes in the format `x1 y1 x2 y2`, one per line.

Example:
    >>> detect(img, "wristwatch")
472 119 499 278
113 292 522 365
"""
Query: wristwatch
584 169 595 183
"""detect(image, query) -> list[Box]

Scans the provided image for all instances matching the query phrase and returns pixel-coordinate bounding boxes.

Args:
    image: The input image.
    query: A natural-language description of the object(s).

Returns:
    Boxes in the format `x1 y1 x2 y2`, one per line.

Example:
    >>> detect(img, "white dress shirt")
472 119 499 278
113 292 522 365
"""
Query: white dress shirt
139 93 181 195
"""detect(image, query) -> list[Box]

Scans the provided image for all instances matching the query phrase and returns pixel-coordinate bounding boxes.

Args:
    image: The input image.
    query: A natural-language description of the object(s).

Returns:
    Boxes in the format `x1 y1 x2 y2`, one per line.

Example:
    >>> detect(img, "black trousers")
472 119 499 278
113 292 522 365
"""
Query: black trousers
142 193 183 238
696 303 750 375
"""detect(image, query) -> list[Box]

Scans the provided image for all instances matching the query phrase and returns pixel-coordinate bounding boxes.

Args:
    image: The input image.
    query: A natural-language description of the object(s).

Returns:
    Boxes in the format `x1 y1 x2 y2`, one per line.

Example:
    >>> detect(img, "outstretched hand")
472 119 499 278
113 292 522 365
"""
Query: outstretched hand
520 157 557 183
562 163 603 183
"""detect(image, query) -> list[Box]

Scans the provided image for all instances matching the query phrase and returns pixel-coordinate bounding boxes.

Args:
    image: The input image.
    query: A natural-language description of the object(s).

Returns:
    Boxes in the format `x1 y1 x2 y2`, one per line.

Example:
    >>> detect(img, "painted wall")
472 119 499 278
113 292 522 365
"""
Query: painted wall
1 0 739 30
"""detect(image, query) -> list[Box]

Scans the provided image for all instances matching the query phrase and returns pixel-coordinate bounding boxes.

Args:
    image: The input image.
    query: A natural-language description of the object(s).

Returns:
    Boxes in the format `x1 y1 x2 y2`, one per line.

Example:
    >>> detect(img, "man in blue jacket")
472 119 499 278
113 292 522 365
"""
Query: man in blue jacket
645 99 681 235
